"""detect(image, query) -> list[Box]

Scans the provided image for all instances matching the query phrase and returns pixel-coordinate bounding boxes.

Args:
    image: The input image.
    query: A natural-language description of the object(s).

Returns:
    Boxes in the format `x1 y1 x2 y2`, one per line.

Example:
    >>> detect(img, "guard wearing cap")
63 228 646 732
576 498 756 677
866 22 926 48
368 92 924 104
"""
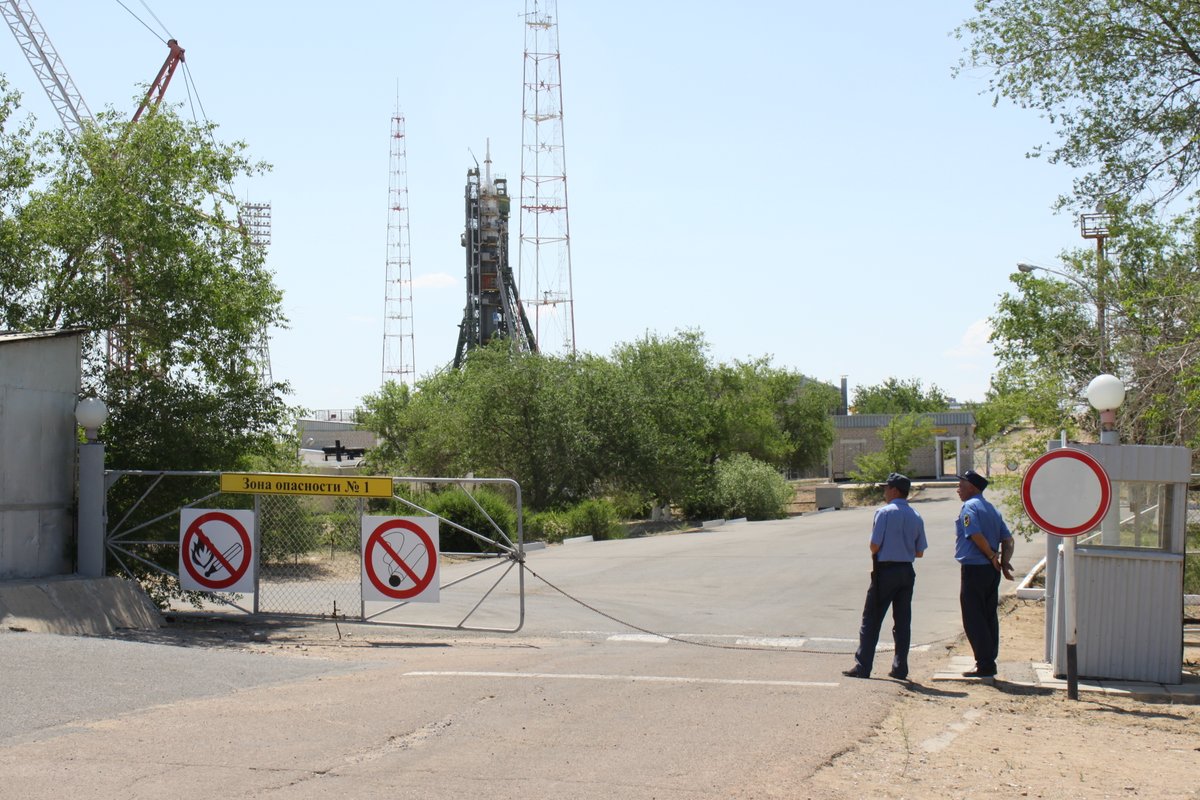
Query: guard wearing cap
843 472 927 681
954 469 1014 678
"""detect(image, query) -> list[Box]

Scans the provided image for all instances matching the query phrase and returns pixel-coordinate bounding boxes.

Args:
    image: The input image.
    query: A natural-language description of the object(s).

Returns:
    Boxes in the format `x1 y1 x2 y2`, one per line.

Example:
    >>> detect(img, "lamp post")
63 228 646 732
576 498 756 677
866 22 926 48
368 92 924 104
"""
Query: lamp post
1017 261 1107 373
1087 374 1125 547
74 397 109 578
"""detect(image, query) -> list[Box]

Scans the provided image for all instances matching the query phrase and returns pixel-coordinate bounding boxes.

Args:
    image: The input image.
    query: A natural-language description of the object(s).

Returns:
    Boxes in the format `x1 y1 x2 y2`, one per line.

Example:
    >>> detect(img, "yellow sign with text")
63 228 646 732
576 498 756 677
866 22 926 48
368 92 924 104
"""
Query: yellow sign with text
220 473 394 498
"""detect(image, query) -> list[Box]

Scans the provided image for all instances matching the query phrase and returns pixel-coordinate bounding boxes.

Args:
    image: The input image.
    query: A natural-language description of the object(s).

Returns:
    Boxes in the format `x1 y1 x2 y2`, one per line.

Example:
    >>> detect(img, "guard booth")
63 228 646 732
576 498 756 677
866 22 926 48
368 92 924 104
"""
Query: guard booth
1044 442 1191 684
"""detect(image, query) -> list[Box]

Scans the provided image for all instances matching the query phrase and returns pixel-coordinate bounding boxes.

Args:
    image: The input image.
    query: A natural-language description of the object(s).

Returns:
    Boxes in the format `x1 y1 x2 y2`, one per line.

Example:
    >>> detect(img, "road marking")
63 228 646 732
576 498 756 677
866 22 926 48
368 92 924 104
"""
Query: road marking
735 637 808 648
405 671 838 688
608 633 669 643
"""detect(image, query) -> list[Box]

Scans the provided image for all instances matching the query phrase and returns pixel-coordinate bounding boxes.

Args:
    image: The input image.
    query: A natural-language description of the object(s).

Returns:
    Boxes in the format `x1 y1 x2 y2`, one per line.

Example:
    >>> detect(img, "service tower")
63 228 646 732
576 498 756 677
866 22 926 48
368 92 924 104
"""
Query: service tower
453 144 537 368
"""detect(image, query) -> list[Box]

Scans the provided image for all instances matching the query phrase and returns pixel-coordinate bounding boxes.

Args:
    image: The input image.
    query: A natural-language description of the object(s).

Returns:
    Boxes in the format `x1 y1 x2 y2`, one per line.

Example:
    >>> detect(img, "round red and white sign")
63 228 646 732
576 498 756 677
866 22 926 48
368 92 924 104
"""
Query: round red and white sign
1021 448 1112 537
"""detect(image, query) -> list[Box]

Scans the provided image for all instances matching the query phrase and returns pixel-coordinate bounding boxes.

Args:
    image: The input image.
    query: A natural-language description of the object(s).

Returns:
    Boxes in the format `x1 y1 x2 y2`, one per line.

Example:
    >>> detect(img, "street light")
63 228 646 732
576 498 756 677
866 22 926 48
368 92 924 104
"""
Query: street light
1016 261 1107 372
74 396 109 577
1086 373 1125 548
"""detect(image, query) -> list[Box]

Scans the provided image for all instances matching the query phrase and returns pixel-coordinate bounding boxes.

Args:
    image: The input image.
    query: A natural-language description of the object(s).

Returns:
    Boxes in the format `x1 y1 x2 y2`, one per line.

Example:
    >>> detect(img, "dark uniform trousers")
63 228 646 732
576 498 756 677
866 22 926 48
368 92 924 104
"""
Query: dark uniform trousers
853 561 916 677
960 563 1002 673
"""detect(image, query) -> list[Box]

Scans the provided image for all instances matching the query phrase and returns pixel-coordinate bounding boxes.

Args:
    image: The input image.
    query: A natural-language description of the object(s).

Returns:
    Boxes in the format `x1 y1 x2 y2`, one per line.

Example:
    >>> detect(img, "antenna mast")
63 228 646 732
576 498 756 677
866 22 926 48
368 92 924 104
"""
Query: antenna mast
383 103 416 387
238 202 273 383
519 0 576 356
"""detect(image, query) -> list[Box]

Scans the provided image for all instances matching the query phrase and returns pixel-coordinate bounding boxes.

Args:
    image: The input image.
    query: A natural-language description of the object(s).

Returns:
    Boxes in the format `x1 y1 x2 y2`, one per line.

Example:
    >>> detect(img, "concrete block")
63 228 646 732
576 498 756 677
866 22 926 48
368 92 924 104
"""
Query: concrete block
0 576 162 635
563 535 593 545
814 487 843 509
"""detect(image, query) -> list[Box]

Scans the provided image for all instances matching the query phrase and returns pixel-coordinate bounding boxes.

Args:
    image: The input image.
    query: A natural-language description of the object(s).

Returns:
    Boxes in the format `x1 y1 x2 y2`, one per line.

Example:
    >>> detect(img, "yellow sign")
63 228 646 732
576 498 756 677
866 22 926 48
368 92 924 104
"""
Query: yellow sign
220 473 394 498
931 428 948 434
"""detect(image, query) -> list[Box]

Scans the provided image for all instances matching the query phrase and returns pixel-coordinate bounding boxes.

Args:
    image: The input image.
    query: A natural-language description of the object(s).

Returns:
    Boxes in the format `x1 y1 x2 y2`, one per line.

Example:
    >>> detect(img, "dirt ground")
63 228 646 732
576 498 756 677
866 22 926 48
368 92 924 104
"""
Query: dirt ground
804 598 1200 800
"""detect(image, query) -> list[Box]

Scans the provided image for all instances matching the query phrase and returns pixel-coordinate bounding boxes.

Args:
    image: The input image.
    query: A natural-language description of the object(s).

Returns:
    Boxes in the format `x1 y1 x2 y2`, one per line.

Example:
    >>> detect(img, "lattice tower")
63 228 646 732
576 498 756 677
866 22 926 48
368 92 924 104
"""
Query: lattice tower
238 202 273 384
519 0 576 355
383 106 416 386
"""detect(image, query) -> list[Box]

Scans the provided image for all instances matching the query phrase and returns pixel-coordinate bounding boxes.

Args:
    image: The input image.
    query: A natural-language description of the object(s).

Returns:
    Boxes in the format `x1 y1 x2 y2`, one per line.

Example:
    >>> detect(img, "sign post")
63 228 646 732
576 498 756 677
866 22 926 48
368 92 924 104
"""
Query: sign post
1021 446 1112 700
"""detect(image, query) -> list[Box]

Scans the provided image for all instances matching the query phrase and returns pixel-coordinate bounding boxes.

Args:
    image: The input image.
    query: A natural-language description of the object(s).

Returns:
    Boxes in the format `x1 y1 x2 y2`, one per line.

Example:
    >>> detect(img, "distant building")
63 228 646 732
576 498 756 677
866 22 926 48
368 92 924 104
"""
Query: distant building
829 412 976 481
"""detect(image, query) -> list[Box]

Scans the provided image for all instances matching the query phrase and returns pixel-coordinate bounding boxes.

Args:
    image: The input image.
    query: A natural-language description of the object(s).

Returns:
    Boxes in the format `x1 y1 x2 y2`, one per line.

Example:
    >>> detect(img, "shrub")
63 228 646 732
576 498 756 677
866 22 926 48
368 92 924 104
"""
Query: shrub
566 498 625 540
712 453 792 521
525 510 572 544
426 488 517 553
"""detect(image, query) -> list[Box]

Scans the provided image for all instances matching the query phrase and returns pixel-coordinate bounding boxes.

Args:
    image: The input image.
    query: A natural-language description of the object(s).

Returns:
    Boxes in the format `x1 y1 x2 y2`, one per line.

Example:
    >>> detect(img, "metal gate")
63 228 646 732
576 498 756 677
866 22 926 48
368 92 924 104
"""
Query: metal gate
102 471 525 632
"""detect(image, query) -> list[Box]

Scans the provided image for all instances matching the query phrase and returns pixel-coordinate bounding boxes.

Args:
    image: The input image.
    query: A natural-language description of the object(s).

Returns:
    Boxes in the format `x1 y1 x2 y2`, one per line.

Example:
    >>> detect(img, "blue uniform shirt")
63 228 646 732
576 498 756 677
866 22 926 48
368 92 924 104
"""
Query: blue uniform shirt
871 498 927 562
954 494 1012 564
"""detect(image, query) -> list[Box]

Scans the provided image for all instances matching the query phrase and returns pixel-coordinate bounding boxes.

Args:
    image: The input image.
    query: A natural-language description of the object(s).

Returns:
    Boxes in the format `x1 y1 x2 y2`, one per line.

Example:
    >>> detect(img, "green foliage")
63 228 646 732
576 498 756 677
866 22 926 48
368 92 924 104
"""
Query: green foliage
566 498 625 541
525 509 572 544
955 0 1200 208
1186 524 1200 596
710 452 793 521
426 488 517 553
852 378 950 414
360 329 839 514
0 86 293 599
849 413 936 483
988 203 1200 455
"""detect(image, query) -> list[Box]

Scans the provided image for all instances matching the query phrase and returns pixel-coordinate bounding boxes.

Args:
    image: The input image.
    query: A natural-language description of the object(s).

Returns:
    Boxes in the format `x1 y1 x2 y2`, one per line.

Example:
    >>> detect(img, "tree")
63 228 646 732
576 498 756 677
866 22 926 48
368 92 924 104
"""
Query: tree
852 377 950 414
0 83 292 592
987 202 1200 450
955 1 1200 208
612 330 718 510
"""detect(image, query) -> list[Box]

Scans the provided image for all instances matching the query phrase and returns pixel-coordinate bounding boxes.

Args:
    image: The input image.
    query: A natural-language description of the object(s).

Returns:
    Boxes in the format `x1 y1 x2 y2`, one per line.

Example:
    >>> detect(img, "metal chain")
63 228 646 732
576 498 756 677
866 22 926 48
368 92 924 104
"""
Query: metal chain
522 562 976 656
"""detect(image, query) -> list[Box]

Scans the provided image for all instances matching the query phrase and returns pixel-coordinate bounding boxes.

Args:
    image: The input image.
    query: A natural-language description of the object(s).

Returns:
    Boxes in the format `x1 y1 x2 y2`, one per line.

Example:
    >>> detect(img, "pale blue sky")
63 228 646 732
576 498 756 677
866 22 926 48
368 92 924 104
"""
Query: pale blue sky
2 2 1084 410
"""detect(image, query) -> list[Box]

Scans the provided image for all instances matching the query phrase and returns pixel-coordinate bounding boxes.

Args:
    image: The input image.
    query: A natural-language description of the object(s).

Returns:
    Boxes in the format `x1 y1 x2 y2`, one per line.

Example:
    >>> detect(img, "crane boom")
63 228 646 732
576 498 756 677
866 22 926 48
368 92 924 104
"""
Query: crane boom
1 0 92 136
131 38 184 123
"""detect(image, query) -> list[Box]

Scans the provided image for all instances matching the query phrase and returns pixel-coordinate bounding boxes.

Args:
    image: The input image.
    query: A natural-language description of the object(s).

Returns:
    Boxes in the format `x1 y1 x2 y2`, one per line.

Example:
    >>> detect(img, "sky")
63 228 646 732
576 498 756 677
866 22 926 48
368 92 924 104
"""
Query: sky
1 1 1089 412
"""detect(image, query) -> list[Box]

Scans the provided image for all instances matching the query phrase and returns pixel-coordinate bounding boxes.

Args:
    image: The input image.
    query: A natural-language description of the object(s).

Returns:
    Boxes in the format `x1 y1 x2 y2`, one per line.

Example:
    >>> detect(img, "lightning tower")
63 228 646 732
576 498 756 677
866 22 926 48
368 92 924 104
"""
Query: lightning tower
383 104 416 387
519 0 576 355
454 144 537 368
237 201 274 383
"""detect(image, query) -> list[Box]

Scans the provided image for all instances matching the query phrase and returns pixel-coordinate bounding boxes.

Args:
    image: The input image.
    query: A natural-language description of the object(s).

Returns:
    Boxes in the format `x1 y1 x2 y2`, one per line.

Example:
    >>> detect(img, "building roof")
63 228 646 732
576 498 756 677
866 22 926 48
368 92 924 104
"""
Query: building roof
833 411 975 428
0 328 86 345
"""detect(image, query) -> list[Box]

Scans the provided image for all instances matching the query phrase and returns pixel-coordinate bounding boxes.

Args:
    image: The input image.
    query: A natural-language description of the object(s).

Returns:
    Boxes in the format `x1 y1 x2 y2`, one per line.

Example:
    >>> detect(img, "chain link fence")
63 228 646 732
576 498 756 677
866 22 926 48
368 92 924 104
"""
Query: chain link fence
1186 481 1200 605
104 472 524 627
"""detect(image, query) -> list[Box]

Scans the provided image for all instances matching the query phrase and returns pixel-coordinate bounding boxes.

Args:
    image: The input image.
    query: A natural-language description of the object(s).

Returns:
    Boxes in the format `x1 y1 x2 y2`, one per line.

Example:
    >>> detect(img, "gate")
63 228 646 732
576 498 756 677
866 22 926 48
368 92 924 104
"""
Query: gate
102 471 525 632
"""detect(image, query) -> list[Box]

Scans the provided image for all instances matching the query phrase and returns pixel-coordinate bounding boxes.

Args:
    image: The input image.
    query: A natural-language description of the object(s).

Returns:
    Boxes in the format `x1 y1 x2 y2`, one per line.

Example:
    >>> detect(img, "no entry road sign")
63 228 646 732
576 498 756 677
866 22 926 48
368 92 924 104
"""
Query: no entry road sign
1021 448 1112 537
179 509 255 592
361 516 440 603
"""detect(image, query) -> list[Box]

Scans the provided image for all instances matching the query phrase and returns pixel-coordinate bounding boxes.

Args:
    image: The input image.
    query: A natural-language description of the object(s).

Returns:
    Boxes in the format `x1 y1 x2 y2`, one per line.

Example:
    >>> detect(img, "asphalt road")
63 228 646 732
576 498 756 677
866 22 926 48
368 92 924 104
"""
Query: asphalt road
0 486 1044 798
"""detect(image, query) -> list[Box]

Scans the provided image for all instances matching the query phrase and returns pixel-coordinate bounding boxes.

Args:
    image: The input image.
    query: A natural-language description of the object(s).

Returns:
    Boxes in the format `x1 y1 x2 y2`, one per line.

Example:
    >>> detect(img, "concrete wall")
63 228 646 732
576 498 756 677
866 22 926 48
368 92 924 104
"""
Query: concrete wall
0 331 82 579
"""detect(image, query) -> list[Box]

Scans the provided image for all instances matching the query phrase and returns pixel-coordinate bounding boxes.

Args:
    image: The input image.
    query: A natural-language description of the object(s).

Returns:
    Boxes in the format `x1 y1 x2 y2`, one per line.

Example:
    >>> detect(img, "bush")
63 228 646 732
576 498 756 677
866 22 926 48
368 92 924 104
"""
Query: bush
525 510 572 544
426 488 517 553
712 453 792 521
566 498 625 540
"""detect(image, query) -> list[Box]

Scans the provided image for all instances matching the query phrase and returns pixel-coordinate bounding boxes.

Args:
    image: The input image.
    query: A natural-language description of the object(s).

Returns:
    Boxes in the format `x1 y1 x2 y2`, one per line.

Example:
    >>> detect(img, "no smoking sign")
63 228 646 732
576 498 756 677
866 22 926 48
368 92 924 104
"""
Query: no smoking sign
361 516 440 603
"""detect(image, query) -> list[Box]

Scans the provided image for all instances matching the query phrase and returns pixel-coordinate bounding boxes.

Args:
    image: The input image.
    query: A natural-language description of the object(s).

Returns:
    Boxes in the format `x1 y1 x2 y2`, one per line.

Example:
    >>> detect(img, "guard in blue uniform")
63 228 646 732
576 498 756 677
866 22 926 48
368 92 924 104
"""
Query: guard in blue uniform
843 473 927 680
953 470 1014 678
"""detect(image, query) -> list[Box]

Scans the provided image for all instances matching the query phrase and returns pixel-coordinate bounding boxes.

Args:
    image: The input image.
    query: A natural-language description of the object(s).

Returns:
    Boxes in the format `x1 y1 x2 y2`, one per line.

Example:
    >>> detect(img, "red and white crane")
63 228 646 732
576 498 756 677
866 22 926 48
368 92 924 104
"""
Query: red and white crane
2 0 184 134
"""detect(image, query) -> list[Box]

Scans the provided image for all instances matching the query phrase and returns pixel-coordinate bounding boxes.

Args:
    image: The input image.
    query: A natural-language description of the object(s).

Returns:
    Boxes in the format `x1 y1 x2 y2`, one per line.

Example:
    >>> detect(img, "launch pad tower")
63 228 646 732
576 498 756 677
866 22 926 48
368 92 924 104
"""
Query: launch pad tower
453 147 537 368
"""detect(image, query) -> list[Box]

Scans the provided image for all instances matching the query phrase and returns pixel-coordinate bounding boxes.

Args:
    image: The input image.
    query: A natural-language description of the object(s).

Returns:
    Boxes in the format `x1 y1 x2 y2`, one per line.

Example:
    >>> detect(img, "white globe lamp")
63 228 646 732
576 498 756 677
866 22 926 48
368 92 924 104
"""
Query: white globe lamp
75 397 109 442
1085 374 1124 439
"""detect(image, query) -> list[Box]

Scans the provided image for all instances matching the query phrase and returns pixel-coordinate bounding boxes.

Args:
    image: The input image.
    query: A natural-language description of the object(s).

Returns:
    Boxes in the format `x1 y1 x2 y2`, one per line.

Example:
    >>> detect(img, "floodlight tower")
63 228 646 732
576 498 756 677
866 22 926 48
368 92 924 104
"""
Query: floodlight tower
237 202 273 383
383 105 416 387
454 144 537 368
519 0 576 356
